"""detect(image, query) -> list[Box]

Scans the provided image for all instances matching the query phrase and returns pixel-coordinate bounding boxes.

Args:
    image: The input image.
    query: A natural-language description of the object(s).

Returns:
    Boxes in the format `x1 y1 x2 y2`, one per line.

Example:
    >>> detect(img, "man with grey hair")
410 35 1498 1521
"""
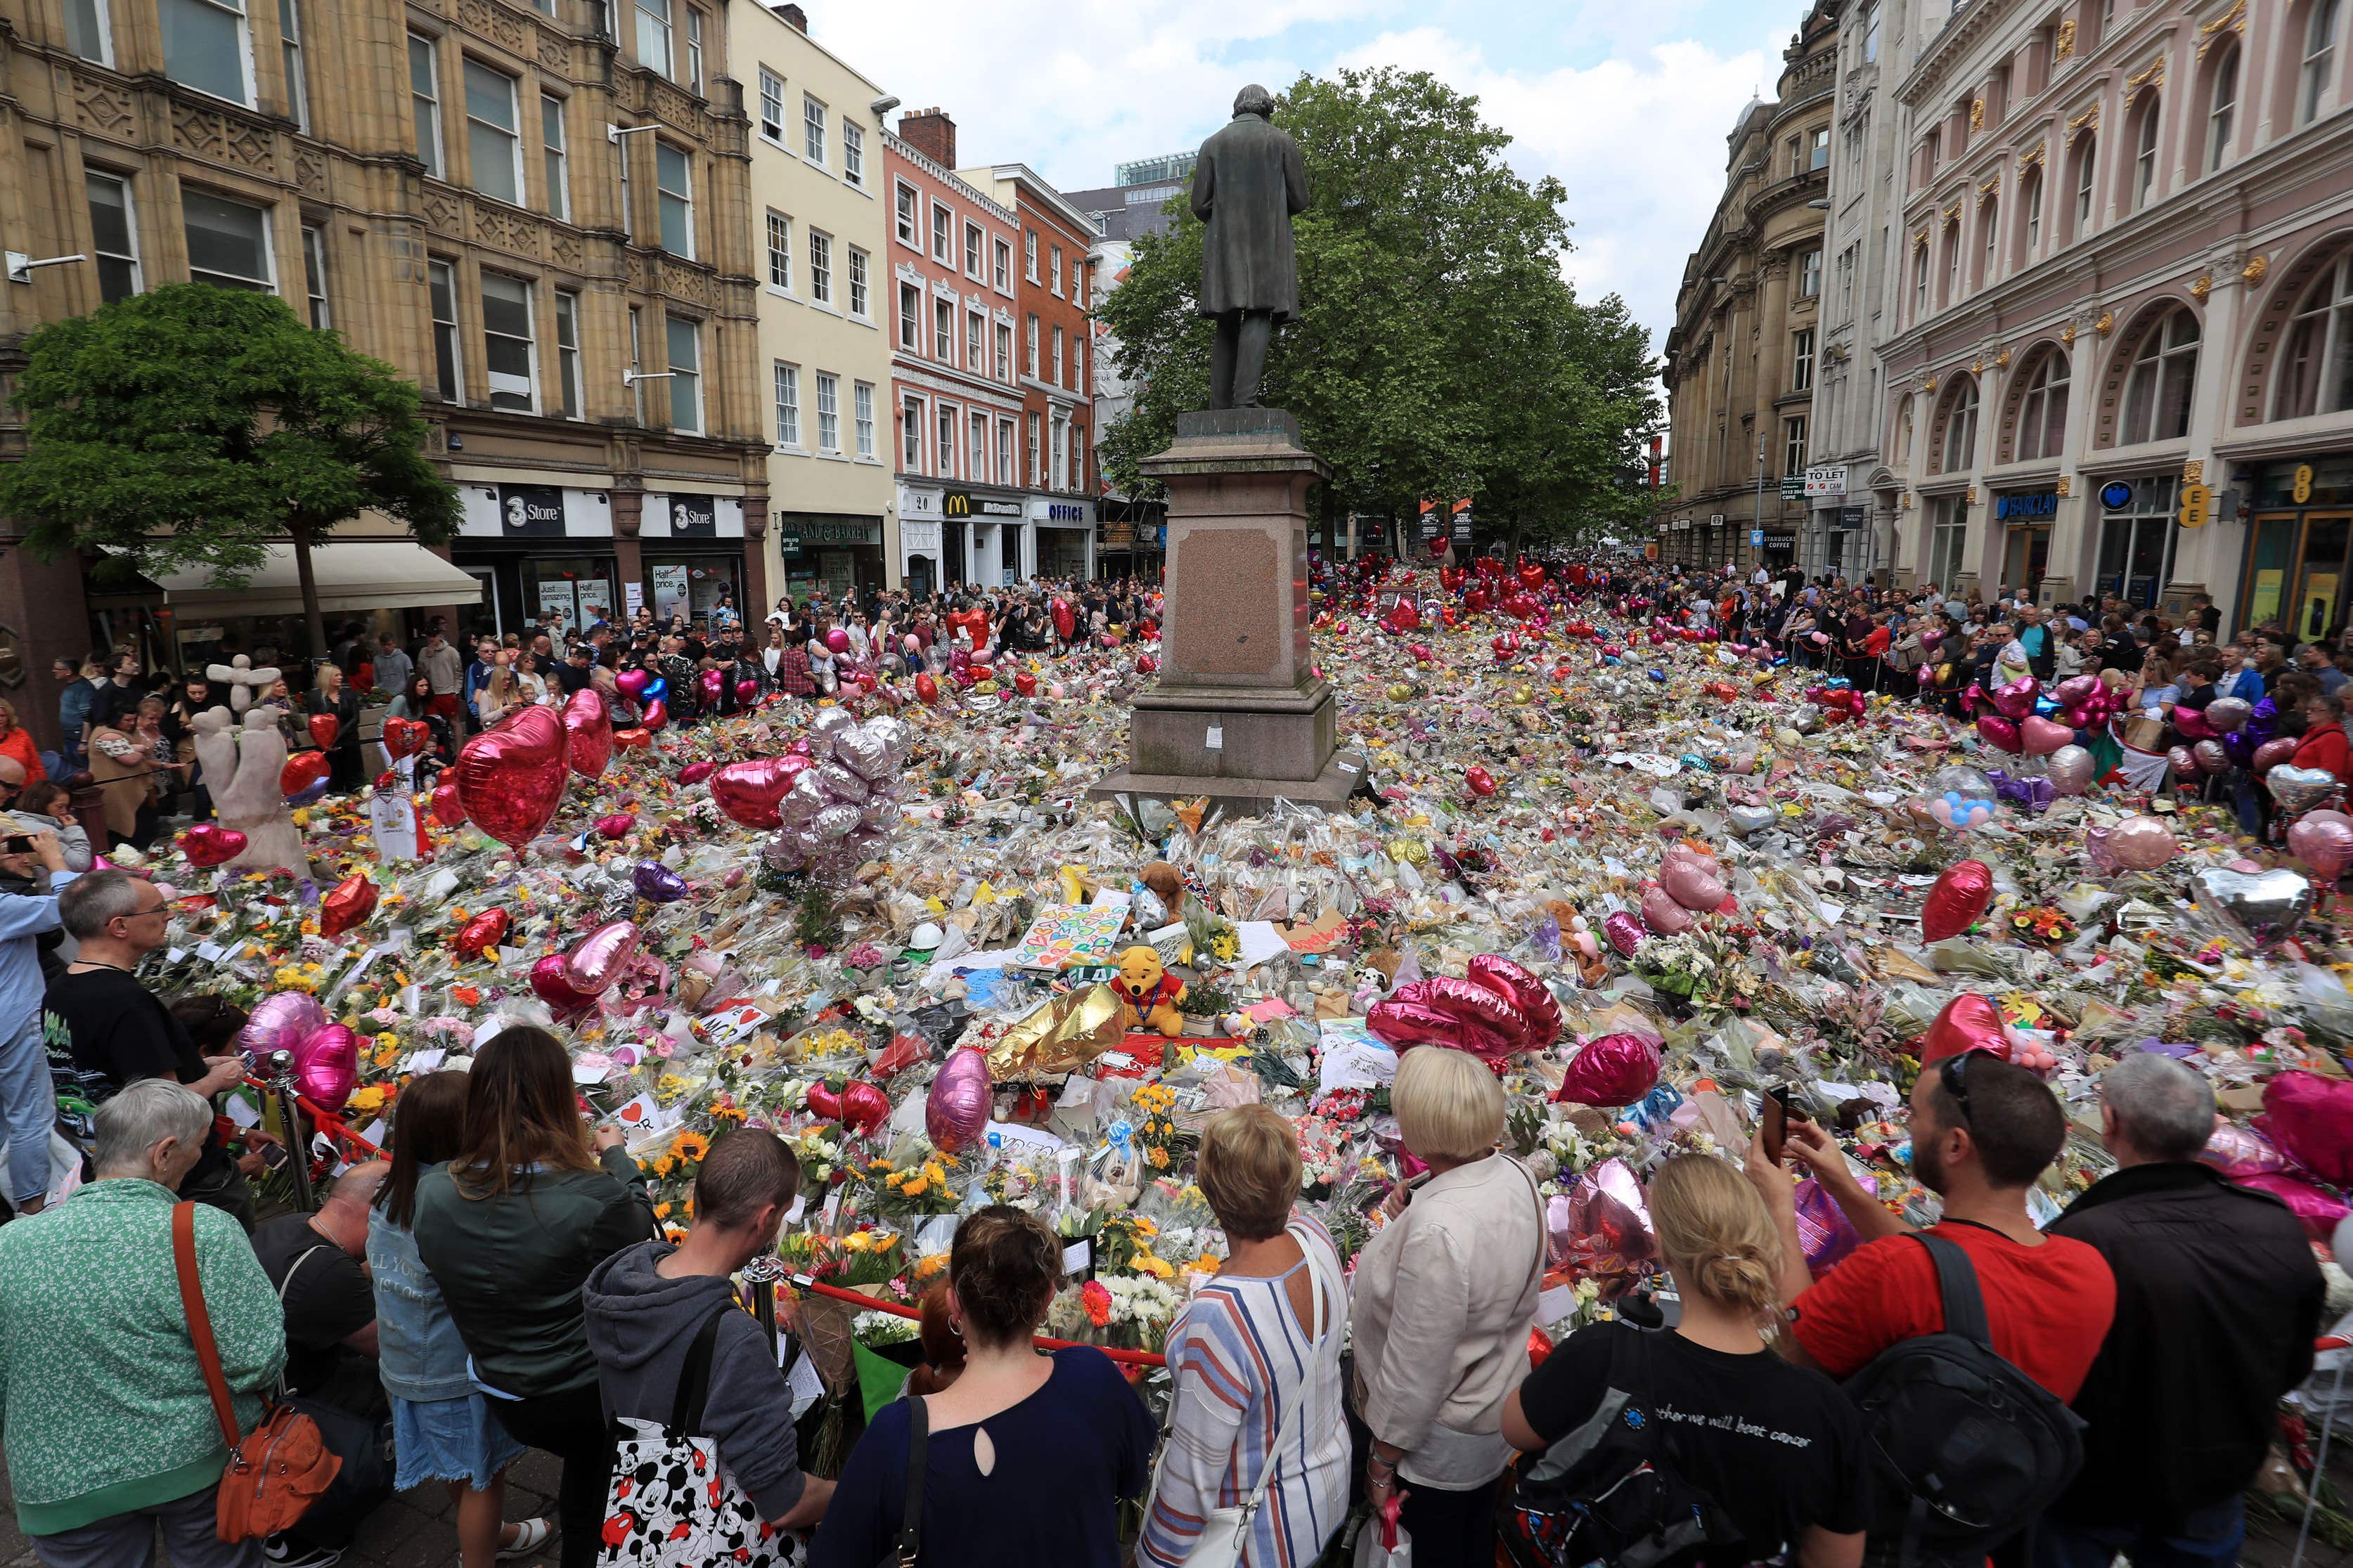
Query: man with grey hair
0 1077 285 1566
2037 1052 2326 1568
43 869 252 1229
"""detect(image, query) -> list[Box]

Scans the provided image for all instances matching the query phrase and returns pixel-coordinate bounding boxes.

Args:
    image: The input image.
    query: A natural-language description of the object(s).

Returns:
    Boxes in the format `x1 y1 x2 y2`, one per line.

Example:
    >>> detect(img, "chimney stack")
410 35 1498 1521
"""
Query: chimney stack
898 107 956 168
773 3 807 31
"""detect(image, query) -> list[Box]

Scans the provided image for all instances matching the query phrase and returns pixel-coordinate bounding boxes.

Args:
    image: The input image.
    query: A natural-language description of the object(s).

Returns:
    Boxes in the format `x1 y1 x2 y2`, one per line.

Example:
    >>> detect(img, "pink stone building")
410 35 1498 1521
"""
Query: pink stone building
1856 0 2353 633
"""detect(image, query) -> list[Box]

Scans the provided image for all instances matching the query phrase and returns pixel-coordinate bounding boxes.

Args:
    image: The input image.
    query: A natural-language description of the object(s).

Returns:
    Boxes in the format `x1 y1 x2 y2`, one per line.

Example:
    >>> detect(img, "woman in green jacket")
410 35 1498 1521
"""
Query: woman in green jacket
413 1027 655 1568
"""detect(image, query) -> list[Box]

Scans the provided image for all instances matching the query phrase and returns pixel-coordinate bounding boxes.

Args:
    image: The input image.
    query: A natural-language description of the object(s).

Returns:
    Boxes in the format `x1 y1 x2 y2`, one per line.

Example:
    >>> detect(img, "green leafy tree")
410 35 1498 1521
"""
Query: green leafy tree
0 283 460 660
1097 67 1663 556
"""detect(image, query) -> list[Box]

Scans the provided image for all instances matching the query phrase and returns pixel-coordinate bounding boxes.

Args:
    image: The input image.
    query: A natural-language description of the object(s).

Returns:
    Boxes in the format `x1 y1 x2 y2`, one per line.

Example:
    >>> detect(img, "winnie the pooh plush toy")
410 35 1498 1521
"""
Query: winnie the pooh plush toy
1112 944 1188 1037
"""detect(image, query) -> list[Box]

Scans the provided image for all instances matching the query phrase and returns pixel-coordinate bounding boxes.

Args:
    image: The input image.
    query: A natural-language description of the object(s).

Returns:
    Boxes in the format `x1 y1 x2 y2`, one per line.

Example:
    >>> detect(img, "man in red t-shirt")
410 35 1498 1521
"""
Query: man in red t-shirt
1745 1049 2116 1404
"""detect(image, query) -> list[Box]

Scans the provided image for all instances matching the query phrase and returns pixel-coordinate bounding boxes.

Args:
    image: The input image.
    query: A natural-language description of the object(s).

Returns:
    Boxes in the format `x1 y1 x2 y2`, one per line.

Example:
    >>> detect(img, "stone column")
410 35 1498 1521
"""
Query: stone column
1090 410 1362 814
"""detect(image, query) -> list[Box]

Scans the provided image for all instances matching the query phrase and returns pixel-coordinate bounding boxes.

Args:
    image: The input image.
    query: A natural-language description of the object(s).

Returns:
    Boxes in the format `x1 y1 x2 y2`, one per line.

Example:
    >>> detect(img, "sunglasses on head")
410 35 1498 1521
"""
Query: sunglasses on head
1937 1048 1994 1130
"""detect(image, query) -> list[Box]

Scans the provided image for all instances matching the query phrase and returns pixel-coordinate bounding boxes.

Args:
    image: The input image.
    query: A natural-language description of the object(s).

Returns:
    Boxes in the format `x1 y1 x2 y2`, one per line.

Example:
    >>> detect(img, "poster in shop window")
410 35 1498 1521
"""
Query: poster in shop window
651 564 690 621
575 578 614 625
534 581 577 626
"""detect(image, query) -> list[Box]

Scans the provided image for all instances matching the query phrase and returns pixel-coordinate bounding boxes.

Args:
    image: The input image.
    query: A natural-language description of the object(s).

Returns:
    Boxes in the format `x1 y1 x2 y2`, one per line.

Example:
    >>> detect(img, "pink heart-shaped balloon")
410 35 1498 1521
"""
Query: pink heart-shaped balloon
2020 716 2073 756
561 919 640 996
1976 714 2023 753
1922 994 2011 1064
617 668 650 701
1641 883 1694 934
563 688 614 779
293 1024 359 1111
711 756 812 829
530 952 597 1014
238 992 329 1061
1990 677 2040 720
454 706 568 849
679 760 714 785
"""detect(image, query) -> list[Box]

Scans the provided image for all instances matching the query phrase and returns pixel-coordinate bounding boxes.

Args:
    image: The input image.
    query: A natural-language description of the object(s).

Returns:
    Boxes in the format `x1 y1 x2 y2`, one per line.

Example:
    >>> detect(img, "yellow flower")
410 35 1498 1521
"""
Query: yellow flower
670 1132 710 1164
1133 1250 1173 1280
914 1252 949 1280
1148 1146 1170 1169
347 1085 389 1117
654 1202 673 1220
652 1155 676 1178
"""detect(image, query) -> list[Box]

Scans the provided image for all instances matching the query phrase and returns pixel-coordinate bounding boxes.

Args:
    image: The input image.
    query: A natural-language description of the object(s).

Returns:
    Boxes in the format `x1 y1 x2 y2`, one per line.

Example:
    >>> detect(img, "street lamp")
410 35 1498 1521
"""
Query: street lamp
1753 446 1768 576
6 252 86 285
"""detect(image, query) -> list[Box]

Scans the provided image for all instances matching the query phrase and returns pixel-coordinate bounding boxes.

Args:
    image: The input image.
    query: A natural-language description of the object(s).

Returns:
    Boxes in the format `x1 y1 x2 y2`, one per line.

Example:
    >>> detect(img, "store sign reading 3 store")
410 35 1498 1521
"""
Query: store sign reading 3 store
669 494 718 538
498 484 566 538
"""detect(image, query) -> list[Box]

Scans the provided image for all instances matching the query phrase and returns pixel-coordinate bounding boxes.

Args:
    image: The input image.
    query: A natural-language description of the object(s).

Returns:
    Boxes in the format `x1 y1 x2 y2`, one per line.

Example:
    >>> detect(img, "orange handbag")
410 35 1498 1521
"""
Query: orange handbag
172 1201 342 1541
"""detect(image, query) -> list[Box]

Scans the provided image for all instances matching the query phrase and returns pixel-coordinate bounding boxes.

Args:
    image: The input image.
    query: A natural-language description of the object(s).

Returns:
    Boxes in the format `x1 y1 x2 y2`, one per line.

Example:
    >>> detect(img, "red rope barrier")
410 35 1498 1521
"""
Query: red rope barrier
245 1075 1169 1367
787 1275 1168 1368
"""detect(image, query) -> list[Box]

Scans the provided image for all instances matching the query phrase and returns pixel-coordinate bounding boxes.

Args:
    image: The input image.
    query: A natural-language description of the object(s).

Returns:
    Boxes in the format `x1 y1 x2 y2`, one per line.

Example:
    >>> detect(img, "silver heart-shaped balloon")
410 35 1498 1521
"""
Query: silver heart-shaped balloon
2190 865 2314 951
1726 805 1777 836
2265 765 2340 814
813 760 870 803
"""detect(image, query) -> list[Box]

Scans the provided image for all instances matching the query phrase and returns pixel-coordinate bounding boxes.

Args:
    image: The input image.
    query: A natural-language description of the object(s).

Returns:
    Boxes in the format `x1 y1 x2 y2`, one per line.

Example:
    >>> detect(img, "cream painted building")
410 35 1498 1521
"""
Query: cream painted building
738 0 895 601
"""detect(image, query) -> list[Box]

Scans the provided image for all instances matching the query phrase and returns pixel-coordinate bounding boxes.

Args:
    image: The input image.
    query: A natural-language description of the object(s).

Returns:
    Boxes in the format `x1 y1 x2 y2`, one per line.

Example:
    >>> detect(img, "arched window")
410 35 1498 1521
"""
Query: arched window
2302 0 2342 125
1943 219 1961 304
2070 134 2098 239
2014 349 2070 461
2130 93 2160 210
2120 309 2201 444
1940 377 1981 473
1979 198 1999 289
2206 44 2240 172
2274 249 2353 420
2020 167 2044 261
1913 241 1931 321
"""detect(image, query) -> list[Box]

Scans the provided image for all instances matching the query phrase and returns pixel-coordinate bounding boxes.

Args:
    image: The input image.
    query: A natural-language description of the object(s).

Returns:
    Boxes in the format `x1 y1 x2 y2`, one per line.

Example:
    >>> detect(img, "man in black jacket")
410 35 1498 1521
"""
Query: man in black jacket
2037 1053 2324 1568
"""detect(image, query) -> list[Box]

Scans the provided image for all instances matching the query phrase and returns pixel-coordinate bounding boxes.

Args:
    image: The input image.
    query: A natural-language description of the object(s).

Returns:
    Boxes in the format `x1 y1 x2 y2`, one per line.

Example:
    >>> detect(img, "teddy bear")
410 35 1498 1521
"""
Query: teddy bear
1111 943 1188 1038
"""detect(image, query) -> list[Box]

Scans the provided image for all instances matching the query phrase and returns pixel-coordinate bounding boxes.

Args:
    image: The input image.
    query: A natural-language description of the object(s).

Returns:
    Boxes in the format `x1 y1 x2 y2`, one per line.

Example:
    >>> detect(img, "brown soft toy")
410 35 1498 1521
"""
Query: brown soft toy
1139 862 1185 911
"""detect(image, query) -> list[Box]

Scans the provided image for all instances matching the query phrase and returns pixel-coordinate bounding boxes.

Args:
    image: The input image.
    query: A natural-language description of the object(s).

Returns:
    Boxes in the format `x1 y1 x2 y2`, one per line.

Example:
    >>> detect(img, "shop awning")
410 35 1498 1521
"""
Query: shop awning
151 542 483 617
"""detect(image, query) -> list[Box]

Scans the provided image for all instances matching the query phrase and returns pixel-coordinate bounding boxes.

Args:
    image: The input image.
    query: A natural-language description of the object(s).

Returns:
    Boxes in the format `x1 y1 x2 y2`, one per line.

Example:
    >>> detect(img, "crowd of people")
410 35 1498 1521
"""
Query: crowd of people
0 893 2333 1568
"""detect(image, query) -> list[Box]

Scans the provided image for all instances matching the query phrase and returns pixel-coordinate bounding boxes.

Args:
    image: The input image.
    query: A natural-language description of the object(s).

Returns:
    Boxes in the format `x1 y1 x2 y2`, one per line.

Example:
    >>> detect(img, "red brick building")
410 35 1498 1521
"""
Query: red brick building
962 161 1101 581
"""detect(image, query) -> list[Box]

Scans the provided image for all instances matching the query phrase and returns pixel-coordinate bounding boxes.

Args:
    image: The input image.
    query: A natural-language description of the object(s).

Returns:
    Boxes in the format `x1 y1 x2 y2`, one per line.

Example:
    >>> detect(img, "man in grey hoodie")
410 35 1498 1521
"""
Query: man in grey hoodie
584 1130 833 1534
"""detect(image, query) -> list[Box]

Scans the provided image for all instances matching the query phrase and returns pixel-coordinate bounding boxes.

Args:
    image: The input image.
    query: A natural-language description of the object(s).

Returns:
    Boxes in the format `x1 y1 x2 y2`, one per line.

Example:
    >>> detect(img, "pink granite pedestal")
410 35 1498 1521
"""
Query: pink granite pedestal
1090 410 1365 815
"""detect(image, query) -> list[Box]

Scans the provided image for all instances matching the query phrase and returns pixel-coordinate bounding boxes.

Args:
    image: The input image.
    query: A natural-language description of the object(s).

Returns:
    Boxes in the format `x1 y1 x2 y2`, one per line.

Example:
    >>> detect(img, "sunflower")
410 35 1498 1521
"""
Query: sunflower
670 1131 711 1164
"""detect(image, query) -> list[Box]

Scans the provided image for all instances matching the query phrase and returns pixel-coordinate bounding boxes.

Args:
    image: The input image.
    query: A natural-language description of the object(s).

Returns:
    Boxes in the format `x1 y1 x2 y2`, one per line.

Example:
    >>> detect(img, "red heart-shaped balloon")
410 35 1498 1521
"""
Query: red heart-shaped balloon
1466 765 1497 797
839 1080 890 1136
678 760 715 785
453 706 568 850
1921 860 1993 942
381 717 430 759
178 823 247 867
711 757 811 829
431 779 468 827
806 1080 843 1122
281 751 330 797
595 812 636 840
530 953 596 1014
613 727 652 752
453 908 510 957
915 673 940 706
641 699 669 732
562 689 614 779
1014 672 1037 697
319 872 378 937
1922 993 2011 1064
308 713 340 751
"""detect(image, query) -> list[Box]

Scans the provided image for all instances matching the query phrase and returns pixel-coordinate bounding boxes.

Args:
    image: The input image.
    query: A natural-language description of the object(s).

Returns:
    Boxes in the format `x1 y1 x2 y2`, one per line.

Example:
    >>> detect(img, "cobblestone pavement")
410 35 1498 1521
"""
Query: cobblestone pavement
0 1449 564 1567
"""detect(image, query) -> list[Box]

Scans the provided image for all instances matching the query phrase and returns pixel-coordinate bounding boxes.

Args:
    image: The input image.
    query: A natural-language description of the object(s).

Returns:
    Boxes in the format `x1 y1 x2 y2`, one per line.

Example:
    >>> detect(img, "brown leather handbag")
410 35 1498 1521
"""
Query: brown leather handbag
172 1201 342 1541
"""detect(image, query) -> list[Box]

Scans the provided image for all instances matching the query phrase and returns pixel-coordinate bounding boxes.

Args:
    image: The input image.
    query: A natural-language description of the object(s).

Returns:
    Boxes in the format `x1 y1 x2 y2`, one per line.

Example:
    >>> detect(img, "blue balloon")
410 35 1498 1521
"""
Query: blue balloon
643 677 668 701
1648 669 1668 682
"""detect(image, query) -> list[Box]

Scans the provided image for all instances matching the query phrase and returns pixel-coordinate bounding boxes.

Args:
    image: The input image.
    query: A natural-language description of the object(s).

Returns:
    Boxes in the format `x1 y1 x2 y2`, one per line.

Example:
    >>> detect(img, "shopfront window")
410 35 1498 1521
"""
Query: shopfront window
2094 475 2179 608
527 555 617 630
645 556 739 624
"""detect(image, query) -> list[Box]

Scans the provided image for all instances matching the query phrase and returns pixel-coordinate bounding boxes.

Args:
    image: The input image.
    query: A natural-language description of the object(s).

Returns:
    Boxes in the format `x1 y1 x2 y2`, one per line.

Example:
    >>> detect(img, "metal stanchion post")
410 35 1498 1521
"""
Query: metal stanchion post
265 1049 313 1212
742 1253 785 1361
2293 1340 2350 1568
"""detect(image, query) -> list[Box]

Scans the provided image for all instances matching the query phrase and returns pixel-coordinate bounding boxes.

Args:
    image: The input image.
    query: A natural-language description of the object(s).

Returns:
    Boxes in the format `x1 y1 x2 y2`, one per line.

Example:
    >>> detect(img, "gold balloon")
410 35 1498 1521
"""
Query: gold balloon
986 983 1127 1077
1388 838 1431 867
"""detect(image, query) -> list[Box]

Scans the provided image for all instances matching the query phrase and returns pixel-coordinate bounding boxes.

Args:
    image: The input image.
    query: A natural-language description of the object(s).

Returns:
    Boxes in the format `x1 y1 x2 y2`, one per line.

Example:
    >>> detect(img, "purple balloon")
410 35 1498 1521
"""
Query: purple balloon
632 860 688 902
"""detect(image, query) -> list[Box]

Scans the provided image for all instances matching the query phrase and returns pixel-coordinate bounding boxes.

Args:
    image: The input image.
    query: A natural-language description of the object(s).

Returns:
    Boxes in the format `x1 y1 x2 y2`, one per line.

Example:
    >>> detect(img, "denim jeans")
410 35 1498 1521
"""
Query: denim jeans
2035 1496 2245 1568
0 1015 54 1206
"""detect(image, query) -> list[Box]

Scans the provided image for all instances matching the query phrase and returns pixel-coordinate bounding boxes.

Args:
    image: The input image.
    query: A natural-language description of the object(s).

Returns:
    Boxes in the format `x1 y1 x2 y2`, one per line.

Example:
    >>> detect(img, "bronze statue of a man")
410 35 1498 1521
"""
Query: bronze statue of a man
1191 84 1309 410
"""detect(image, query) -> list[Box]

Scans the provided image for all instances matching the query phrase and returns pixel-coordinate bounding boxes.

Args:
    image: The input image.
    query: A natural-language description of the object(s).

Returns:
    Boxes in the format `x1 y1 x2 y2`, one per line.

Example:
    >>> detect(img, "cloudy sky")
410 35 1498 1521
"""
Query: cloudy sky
799 0 1810 361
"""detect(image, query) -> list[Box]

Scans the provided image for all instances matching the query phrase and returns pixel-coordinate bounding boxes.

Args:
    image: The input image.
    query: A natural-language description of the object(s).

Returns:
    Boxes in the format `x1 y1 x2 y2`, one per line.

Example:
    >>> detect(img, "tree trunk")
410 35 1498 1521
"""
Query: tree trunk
292 521 327 668
1318 484 1338 563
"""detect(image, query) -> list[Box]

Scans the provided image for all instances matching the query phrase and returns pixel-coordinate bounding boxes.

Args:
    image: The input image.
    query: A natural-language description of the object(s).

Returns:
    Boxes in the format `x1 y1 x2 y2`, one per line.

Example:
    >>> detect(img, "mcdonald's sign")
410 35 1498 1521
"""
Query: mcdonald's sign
944 491 972 519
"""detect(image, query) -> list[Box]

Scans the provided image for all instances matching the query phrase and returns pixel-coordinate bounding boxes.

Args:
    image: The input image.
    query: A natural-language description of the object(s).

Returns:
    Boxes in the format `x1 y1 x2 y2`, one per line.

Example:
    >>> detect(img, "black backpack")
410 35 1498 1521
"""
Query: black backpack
1500 1323 1746 1568
1843 1233 2086 1568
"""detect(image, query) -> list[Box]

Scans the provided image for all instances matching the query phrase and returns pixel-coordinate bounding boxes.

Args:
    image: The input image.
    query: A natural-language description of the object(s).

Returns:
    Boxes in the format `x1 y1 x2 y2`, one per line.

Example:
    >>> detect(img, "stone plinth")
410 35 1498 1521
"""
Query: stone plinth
1092 410 1365 815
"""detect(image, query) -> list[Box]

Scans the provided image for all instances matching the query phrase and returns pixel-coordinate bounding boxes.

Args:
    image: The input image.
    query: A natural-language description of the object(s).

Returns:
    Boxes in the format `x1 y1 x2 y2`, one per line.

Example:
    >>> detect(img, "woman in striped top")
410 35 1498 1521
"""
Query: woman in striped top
1140 1106 1348 1568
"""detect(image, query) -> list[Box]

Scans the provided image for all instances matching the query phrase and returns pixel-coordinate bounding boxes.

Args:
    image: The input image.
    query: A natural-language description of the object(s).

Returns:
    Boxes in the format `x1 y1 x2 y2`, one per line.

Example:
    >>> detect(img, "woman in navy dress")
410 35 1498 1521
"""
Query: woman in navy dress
809 1206 1155 1568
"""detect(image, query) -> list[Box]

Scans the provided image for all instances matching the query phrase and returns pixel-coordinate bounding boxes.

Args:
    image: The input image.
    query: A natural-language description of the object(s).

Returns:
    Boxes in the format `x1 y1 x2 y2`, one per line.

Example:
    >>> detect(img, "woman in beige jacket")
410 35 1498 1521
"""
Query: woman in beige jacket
1348 1046 1545 1568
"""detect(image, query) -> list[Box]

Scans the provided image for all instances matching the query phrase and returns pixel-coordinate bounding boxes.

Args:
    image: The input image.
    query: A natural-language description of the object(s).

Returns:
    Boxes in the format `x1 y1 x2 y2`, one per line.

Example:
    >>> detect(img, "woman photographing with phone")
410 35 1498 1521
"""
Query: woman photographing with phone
1500 1156 1871 1568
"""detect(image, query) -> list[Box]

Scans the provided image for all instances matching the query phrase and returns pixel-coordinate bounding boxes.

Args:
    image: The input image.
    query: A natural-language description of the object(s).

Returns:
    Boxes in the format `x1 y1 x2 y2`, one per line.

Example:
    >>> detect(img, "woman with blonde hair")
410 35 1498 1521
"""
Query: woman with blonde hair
1502 1156 1871 1568
1140 1104 1348 1567
1349 1046 1545 1568
303 661 363 791
87 694 177 848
